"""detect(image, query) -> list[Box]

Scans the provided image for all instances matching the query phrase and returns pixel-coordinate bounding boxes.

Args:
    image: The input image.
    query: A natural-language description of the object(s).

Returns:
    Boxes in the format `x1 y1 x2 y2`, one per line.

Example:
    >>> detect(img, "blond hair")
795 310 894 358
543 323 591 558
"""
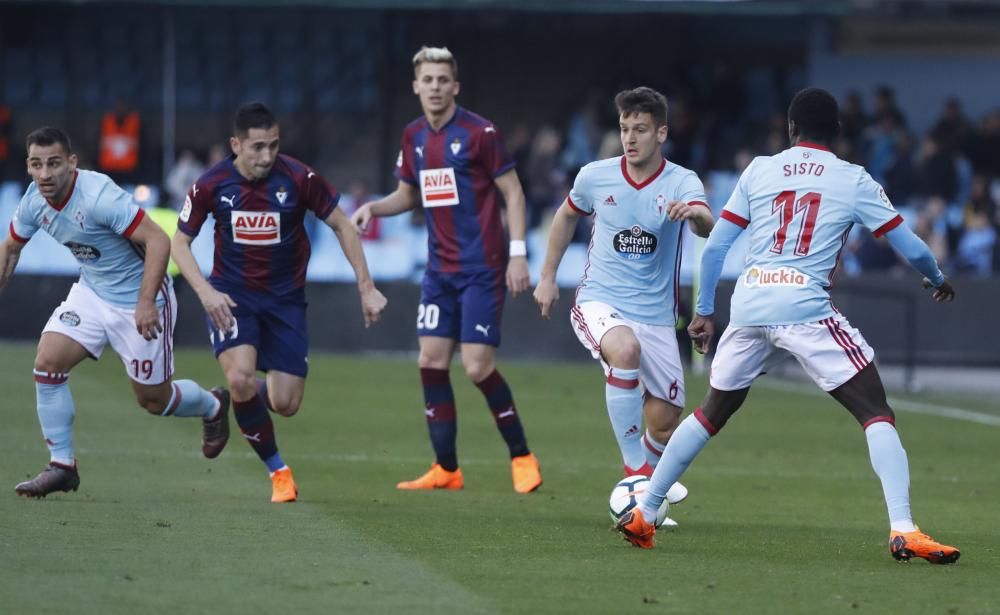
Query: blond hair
412 46 458 79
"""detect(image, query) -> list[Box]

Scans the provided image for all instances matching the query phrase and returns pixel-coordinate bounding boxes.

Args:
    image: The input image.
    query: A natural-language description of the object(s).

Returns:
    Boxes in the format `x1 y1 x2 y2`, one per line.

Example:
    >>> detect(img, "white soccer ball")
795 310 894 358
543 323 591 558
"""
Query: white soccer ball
608 475 669 528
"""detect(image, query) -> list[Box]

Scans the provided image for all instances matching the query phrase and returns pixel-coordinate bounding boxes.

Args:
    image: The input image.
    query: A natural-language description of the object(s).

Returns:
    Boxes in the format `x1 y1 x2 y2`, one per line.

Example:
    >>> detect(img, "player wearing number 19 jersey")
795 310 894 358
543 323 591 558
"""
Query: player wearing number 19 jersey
619 89 960 564
352 47 541 493
2 128 229 499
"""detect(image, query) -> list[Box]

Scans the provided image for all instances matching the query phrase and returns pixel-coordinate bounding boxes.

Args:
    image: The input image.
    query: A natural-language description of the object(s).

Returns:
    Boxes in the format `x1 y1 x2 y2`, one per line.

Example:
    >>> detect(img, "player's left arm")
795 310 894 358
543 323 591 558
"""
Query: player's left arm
322 207 388 327
689 220 744 353
493 169 530 296
882 224 955 302
667 173 714 238
126 212 171 340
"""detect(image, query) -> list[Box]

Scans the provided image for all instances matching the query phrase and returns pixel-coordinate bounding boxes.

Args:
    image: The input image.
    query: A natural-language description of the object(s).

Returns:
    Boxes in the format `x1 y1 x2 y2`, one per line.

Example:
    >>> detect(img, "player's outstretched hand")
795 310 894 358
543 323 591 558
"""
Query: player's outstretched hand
533 279 559 320
507 257 530 297
360 285 388 328
922 277 956 303
350 204 373 233
687 314 715 354
134 297 163 340
199 287 238 333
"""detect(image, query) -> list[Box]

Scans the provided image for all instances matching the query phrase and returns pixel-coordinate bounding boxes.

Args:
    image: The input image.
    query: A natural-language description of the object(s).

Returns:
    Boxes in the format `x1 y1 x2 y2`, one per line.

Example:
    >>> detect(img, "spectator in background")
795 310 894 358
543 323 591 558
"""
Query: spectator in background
524 126 563 229
207 143 228 167
931 97 974 156
882 131 916 207
839 90 869 148
967 110 1000 178
955 208 996 276
99 99 141 182
164 149 205 211
914 136 958 204
561 92 603 172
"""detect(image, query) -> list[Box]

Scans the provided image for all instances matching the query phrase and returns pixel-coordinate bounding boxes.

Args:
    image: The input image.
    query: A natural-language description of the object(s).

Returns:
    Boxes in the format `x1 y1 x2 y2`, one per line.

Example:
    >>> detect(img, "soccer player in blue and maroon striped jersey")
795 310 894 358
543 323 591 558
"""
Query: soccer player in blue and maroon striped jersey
171 103 387 502
352 47 542 493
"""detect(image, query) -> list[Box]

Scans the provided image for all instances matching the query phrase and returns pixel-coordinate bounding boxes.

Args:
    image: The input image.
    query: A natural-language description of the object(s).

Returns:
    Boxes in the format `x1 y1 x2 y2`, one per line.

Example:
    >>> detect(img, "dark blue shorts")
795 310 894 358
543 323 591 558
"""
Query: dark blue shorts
206 290 309 377
418 268 505 346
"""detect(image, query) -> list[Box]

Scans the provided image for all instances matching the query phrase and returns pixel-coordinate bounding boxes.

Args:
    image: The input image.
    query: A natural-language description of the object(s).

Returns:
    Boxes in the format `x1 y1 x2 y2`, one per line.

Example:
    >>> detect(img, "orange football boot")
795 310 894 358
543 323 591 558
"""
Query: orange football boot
270 467 298 503
511 453 542 493
616 508 656 549
396 463 464 490
889 528 960 564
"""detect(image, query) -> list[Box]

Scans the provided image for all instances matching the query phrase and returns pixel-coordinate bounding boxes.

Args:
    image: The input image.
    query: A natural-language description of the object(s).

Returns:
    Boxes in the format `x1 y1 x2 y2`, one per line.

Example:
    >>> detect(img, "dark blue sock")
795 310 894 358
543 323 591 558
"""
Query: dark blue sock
421 368 458 471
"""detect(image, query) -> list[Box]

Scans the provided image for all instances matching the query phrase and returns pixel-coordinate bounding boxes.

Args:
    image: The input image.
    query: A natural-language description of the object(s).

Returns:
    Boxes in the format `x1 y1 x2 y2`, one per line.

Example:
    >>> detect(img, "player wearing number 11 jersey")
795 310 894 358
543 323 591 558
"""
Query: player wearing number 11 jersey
618 89 960 564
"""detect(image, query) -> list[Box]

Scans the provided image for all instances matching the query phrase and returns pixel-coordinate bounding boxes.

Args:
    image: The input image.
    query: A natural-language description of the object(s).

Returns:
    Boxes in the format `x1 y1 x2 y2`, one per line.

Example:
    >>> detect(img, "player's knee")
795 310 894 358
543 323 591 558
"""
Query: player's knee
225 371 258 401
33 354 70 376
605 338 641 369
461 358 493 383
271 396 302 417
418 351 449 370
134 388 170 415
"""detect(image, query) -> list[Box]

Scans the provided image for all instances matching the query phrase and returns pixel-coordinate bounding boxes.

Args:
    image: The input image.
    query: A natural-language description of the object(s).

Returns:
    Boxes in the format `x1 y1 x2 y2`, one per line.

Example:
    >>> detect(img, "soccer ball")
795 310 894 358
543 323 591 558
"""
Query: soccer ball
608 475 669 527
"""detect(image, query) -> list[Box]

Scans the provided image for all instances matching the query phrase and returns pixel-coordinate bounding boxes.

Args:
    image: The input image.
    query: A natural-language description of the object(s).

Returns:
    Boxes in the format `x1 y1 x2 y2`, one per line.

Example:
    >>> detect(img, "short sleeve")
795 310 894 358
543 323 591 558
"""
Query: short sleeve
477 124 515 178
677 171 709 209
9 192 39 243
854 172 903 237
567 165 594 216
394 130 417 186
300 167 339 221
720 161 753 229
91 181 143 238
177 179 214 237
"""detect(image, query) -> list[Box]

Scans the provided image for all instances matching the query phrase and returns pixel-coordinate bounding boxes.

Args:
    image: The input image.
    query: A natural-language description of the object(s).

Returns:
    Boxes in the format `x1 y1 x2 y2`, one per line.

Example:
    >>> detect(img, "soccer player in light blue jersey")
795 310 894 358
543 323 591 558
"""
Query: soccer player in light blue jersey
617 89 960 564
534 88 714 519
1 128 230 498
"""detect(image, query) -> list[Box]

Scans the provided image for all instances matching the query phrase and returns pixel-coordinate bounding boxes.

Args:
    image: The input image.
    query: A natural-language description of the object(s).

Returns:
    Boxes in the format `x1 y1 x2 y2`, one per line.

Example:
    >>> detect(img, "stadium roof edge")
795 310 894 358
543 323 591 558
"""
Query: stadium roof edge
0 0 853 16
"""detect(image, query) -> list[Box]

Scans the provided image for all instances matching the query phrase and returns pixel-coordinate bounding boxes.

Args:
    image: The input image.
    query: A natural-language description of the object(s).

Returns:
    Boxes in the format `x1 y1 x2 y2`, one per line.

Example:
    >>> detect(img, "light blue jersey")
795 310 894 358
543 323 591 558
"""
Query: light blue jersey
10 169 162 308
569 156 708 325
720 142 901 326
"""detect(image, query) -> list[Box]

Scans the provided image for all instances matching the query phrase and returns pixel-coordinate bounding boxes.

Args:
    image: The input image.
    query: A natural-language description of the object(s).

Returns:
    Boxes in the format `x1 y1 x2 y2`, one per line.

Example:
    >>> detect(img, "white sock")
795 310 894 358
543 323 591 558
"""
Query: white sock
605 368 645 470
34 370 76 466
642 429 664 468
161 380 221 419
640 413 712 522
865 421 917 533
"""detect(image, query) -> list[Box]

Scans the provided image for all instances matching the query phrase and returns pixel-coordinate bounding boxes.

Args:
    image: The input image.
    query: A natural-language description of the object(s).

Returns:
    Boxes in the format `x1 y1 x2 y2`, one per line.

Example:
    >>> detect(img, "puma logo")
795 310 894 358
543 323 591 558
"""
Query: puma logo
424 407 435 418
220 194 236 208
497 407 515 419
475 324 491 337
243 432 261 443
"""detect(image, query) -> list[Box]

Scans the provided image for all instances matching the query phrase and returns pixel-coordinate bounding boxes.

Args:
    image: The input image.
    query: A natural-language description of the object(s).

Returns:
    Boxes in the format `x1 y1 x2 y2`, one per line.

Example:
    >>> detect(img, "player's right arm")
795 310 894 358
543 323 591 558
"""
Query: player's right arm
171 185 237 332
1 197 38 294
350 180 420 233
0 233 27 294
533 199 584 320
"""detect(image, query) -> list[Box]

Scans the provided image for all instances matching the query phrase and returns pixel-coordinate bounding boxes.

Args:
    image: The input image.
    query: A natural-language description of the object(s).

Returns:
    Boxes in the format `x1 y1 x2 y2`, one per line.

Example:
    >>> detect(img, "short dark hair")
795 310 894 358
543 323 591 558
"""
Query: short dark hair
788 88 840 142
614 87 668 127
233 102 277 137
26 126 73 154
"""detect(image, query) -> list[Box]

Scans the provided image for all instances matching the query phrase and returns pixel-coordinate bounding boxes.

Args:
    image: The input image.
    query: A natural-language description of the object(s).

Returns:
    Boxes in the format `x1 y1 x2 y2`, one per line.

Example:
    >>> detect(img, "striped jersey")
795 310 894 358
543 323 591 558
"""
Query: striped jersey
177 154 338 298
395 106 515 273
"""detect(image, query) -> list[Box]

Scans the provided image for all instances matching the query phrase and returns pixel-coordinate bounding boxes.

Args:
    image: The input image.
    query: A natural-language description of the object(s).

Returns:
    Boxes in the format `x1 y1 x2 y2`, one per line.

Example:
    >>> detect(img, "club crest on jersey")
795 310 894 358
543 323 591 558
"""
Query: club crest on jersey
613 225 657 261
450 139 461 155
275 186 288 205
419 168 459 208
73 210 86 230
744 266 807 288
655 194 666 215
232 211 280 245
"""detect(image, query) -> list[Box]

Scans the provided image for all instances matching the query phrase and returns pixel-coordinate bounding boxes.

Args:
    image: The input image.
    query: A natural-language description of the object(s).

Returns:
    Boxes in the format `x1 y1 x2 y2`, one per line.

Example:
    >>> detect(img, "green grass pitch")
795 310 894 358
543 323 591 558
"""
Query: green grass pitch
0 343 996 614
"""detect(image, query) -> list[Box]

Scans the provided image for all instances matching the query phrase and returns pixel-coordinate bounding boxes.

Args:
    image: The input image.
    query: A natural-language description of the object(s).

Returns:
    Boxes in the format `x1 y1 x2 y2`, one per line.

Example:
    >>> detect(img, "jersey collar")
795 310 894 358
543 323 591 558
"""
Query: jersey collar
425 105 461 134
795 141 832 152
620 156 666 190
47 170 78 211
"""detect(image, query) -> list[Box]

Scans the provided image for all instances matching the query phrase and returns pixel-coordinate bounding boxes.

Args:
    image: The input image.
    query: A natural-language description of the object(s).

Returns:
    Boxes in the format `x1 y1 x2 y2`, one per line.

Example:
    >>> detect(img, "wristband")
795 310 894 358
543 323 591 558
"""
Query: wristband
509 240 527 257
